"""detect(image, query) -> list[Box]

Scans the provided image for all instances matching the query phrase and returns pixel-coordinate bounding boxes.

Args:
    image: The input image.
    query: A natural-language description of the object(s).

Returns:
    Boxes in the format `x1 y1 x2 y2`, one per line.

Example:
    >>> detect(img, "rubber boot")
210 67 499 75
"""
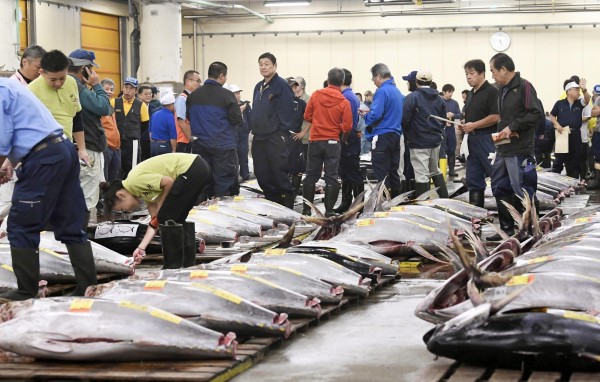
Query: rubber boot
65 242 98 296
586 164 600 190
399 180 406 194
291 174 303 196
302 183 315 216
432 174 449 198
333 182 353 214
281 192 295 210
468 189 485 208
324 184 340 217
159 220 185 269
181 221 197 268
439 158 448 180
415 182 430 198
407 179 416 192
448 153 458 177
0 247 40 301
353 182 365 199
391 186 403 198
486 195 516 241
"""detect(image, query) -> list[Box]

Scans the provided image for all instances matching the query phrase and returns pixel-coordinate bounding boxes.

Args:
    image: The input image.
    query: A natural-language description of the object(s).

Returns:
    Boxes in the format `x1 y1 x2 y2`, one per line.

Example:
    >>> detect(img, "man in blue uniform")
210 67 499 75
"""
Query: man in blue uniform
0 78 97 301
250 52 296 208
441 84 462 177
458 59 499 207
487 53 543 240
149 93 178 156
364 63 404 195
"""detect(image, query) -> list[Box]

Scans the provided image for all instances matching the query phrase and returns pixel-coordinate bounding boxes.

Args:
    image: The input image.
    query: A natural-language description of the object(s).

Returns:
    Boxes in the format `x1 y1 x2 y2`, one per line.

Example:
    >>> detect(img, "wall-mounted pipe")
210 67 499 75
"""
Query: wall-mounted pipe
192 18 197 72
181 0 274 23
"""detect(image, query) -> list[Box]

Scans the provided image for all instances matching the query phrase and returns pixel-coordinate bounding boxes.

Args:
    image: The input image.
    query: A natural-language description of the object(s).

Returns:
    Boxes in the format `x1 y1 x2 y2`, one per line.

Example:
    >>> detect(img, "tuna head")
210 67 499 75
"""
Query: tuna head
85 281 118 298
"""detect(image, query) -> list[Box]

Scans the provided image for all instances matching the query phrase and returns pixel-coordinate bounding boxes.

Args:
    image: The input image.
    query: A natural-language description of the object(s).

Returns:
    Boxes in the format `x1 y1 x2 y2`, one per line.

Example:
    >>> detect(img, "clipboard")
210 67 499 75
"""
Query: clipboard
554 126 570 154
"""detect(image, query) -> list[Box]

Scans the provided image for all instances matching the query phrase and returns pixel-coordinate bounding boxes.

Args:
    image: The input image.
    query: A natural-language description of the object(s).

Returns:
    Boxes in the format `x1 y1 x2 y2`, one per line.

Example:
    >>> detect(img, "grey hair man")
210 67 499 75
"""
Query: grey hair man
11 45 46 86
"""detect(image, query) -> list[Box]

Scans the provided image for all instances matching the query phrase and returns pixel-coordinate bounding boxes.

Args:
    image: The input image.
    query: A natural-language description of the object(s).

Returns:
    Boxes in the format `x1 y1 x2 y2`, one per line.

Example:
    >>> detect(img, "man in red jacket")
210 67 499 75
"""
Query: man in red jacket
295 68 352 216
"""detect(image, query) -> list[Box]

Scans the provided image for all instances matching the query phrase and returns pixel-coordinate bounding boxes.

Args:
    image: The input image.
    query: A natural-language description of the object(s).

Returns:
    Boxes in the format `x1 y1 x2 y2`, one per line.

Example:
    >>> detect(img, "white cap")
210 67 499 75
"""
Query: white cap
160 93 176 105
416 69 432 82
564 81 580 92
227 84 242 93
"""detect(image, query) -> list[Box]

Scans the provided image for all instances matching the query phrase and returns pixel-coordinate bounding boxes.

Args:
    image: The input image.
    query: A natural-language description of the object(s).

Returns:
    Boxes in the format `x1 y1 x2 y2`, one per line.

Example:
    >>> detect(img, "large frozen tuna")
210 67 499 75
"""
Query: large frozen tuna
87 280 290 338
0 297 236 361
218 196 302 225
188 207 262 237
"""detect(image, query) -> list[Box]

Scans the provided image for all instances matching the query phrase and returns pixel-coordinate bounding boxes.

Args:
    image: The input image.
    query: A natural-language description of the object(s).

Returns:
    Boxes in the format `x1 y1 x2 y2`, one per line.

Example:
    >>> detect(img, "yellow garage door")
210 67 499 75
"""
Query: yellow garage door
19 0 28 52
80 10 121 93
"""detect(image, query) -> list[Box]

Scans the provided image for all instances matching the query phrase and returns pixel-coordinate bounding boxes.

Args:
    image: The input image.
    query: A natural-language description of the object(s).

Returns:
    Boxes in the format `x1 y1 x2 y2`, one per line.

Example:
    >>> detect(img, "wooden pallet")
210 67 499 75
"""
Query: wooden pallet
0 277 399 381
415 360 600 382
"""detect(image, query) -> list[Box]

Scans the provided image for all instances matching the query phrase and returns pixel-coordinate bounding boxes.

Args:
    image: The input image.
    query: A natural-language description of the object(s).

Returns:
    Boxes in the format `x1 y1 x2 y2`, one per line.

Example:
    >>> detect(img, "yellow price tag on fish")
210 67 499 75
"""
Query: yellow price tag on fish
374 212 390 218
527 256 551 265
213 289 242 304
563 311 600 324
69 299 94 313
119 300 148 312
144 280 167 290
188 209 197 215
399 261 420 268
265 265 303 276
575 217 592 223
356 219 375 227
391 206 406 212
208 205 219 211
197 218 213 225
231 264 247 273
1 264 13 272
150 309 182 324
506 274 535 286
265 248 286 255
39 247 64 258
234 196 245 201
190 270 209 279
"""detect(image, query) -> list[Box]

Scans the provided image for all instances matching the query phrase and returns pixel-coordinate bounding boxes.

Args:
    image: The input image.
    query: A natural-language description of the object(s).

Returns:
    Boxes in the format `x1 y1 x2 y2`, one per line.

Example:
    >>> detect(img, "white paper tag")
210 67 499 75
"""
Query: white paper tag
94 223 139 239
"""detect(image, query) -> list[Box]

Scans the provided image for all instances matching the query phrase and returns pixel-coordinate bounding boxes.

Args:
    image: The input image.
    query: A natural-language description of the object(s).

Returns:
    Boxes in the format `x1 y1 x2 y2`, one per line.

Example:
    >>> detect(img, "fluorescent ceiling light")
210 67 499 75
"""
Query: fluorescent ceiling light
264 0 312 6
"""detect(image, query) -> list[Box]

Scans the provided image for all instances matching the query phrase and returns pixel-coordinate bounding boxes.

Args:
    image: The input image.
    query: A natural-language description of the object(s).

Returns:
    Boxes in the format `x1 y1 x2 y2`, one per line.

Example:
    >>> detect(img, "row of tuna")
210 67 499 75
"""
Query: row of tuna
418 192 600 371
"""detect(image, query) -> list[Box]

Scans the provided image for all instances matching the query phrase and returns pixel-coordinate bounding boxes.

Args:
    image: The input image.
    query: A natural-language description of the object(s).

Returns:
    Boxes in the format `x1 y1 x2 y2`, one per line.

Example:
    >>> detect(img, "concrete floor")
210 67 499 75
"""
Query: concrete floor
232 278 451 382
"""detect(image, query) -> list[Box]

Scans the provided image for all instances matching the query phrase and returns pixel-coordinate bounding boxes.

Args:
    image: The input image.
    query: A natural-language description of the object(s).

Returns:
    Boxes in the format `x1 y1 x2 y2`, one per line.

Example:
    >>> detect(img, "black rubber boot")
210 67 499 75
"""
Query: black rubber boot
486 195 516 241
407 179 416 192
0 247 40 301
432 174 449 198
333 182 353 214
391 185 404 198
281 192 295 210
415 182 430 198
399 180 407 194
586 166 600 190
302 183 316 216
448 153 458 177
65 242 98 296
324 184 340 217
291 174 303 196
468 189 485 208
160 220 185 269
182 222 197 268
353 182 365 198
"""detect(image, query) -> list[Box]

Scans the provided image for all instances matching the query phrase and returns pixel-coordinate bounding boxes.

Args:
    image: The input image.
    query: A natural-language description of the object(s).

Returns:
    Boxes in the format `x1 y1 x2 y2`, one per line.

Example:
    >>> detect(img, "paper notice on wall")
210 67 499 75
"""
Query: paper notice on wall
554 126 570 154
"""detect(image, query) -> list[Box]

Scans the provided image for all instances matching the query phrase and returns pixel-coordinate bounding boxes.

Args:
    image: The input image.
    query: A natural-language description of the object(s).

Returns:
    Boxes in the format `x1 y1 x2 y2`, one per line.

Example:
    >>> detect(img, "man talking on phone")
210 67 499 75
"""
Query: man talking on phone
68 49 110 228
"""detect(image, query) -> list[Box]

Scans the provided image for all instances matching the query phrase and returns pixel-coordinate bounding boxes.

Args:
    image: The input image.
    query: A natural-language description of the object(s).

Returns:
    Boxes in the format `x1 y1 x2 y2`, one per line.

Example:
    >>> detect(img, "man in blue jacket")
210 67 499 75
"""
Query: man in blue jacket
67 49 110 228
250 52 296 208
363 63 404 195
187 61 242 198
402 70 448 198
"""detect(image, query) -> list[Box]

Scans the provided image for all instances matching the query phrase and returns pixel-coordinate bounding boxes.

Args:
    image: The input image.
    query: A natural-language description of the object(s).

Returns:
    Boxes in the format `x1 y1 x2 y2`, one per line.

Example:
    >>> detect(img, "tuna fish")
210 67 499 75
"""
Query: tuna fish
415 199 493 222
188 207 262 237
454 188 559 211
205 263 344 304
219 196 302 226
190 219 238 244
214 251 371 297
86 280 291 338
0 297 236 361
200 204 275 231
425 309 600 370
149 269 322 318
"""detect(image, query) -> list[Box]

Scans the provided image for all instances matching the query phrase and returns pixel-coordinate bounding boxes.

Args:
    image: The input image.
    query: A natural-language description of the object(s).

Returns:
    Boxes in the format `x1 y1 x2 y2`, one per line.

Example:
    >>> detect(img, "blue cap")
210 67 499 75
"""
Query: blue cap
124 77 139 87
402 70 417 82
68 49 99 67
594 84 600 94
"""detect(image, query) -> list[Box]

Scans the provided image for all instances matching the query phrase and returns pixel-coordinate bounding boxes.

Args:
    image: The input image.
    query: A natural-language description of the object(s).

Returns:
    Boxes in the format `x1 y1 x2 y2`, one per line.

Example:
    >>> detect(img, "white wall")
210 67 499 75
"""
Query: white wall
0 0 21 72
182 7 600 111
35 4 81 55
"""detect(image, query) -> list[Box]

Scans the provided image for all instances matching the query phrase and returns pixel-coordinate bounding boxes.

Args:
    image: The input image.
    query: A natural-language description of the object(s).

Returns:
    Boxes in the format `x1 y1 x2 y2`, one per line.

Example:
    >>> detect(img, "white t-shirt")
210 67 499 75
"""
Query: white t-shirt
581 102 592 143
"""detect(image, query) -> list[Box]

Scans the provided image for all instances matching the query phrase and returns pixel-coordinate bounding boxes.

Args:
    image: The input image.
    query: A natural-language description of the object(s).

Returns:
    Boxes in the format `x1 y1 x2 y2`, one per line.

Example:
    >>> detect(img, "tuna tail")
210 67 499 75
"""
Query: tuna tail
501 199 524 229
209 250 253 265
409 243 450 265
301 198 326 219
335 190 366 225
274 223 296 249
363 181 386 216
432 242 463 272
448 184 468 199
456 221 489 261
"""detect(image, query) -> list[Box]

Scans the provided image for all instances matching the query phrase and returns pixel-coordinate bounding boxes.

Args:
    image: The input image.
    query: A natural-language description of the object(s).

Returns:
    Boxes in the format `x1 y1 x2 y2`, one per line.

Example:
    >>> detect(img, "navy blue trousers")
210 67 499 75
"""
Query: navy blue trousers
466 133 495 191
8 138 87 249
339 131 363 184
491 154 537 200
371 132 401 188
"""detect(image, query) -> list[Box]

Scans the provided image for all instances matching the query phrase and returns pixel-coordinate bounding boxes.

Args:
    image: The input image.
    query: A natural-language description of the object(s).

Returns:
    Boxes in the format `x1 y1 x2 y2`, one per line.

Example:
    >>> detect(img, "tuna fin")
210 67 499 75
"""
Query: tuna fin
414 189 439 201
432 242 462 271
489 283 528 315
382 191 414 210
301 215 330 227
500 199 523 228
363 182 385 215
336 190 366 225
31 335 74 353
456 221 489 261
448 184 468 199
409 243 450 264
302 198 326 219
275 223 295 248
467 278 485 306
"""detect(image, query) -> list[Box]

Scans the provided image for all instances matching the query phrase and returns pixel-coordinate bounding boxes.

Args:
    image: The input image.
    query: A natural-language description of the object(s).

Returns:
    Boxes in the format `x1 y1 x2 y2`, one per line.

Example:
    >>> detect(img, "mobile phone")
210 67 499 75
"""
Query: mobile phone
82 66 90 81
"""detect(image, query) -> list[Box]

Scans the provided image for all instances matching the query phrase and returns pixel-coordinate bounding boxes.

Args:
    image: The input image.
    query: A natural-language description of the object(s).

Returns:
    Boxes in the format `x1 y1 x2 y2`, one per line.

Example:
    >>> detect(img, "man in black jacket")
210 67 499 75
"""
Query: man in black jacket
488 53 543 240
401 70 448 198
